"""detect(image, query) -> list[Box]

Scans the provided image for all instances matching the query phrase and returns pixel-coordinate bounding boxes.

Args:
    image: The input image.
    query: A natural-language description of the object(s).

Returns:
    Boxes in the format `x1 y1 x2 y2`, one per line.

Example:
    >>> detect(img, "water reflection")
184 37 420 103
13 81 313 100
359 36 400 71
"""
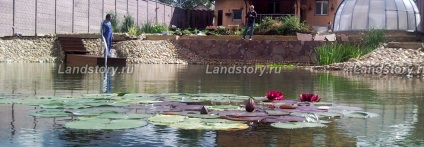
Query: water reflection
0 63 423 146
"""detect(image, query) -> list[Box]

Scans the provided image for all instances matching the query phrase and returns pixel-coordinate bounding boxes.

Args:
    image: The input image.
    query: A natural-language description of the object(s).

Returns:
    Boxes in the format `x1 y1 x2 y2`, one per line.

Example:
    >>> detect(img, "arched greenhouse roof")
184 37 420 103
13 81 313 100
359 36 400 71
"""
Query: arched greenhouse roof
333 0 421 32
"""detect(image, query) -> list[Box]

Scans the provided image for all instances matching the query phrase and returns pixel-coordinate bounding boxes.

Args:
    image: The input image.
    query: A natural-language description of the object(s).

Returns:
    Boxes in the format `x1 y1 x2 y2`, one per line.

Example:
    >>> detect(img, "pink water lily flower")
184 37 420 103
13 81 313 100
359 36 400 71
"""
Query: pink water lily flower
266 90 284 101
299 94 321 102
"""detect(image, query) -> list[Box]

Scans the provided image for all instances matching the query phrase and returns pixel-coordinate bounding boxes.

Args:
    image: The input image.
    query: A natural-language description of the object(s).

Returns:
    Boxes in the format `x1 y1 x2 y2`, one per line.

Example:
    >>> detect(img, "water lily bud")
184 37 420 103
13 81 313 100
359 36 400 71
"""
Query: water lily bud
245 98 255 112
200 106 209 114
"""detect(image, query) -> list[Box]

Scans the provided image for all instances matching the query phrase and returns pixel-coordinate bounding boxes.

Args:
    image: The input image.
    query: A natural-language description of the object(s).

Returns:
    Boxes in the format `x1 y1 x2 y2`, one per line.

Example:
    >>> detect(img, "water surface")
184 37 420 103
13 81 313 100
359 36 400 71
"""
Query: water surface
0 63 423 146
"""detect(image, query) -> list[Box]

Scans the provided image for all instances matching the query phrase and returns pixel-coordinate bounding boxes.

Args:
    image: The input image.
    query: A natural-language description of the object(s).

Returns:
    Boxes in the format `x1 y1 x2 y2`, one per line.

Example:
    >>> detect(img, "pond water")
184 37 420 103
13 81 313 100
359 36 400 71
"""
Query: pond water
0 63 423 146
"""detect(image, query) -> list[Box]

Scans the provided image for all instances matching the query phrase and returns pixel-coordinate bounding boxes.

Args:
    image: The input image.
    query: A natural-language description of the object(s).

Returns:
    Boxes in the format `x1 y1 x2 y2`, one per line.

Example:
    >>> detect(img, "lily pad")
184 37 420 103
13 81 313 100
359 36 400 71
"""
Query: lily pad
312 102 334 107
266 110 290 116
65 118 148 130
148 115 187 125
98 113 153 119
205 105 242 111
315 112 344 118
186 114 220 119
261 116 306 123
122 93 155 98
341 111 379 118
169 118 249 130
270 122 327 129
65 107 129 116
30 109 71 118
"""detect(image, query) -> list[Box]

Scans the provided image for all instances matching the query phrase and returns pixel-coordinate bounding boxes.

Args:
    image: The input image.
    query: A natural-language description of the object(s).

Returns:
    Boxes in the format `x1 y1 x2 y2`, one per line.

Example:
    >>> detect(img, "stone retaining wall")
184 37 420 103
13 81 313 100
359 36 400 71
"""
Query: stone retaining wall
176 39 321 64
0 37 59 63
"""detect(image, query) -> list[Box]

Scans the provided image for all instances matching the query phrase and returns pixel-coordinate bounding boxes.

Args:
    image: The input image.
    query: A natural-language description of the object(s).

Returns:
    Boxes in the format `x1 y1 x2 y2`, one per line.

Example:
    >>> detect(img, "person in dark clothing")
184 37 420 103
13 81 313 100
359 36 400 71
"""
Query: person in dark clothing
242 5 257 40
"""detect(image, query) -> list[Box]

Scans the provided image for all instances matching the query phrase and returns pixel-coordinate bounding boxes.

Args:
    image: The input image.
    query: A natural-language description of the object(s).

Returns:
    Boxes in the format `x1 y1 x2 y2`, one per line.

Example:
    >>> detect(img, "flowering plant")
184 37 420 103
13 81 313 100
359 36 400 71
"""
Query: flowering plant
299 94 320 102
266 90 284 100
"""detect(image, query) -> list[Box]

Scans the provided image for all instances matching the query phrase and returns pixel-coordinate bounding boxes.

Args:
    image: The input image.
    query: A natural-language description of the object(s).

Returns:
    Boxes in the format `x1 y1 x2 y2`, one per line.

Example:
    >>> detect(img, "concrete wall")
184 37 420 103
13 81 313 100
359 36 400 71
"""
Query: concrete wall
0 0 177 37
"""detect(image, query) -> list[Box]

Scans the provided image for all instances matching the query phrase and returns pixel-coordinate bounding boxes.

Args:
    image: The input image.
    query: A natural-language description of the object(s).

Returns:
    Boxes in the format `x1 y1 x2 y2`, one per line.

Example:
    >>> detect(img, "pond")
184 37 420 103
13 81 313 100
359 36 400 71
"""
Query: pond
0 63 423 146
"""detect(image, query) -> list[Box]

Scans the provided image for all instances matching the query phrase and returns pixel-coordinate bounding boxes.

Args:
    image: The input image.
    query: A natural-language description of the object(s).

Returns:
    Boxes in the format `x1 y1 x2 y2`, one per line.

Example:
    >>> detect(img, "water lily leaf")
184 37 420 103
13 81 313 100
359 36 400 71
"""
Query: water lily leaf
169 118 248 130
266 110 290 116
220 115 267 122
178 105 203 111
98 113 153 119
315 112 344 118
270 122 327 129
65 107 129 116
122 93 155 98
186 114 220 119
202 119 242 124
167 98 202 103
261 116 306 123
205 105 242 111
30 109 71 118
341 111 379 118
65 118 148 130
148 115 187 125
312 102 334 107
81 93 118 98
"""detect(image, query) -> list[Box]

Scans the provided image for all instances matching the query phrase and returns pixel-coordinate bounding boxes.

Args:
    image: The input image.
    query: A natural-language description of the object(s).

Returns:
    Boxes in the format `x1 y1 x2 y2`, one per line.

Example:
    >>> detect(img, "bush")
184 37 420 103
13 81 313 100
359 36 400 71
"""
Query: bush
107 11 120 33
182 29 191 35
140 22 168 34
362 30 386 49
128 26 142 36
120 15 135 33
253 16 310 35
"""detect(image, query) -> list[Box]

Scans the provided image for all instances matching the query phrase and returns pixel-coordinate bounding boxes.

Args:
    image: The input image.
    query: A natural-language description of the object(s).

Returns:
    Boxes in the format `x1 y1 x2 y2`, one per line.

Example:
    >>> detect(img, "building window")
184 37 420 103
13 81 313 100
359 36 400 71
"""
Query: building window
267 2 281 14
315 0 329 15
232 9 242 21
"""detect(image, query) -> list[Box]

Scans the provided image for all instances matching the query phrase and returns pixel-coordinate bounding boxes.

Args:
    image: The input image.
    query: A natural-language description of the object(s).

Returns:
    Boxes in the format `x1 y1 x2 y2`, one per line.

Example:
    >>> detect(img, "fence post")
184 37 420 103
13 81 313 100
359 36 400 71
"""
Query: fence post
88 0 90 33
72 0 75 33
136 0 139 25
147 0 149 23
55 0 57 34
13 0 15 35
163 3 165 25
35 0 38 36
155 0 158 23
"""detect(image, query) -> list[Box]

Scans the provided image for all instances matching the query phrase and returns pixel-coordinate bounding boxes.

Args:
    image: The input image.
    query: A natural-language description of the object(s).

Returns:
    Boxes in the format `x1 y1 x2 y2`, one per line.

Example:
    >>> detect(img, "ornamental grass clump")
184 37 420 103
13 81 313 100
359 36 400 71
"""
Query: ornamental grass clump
315 30 386 65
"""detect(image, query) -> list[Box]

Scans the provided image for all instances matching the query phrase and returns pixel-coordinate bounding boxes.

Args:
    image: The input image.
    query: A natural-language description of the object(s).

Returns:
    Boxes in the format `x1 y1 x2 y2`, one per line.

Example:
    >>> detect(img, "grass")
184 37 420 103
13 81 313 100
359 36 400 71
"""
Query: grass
315 30 386 65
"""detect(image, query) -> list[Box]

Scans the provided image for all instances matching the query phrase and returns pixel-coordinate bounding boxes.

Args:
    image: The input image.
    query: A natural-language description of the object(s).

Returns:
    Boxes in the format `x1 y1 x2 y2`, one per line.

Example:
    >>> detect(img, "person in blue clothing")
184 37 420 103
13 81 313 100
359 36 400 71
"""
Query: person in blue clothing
102 14 113 57
242 5 257 41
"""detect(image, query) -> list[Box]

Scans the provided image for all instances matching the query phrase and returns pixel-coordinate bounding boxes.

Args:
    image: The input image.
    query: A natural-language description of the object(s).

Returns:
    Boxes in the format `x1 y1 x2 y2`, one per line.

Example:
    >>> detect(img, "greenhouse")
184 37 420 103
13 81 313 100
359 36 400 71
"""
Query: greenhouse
333 0 421 32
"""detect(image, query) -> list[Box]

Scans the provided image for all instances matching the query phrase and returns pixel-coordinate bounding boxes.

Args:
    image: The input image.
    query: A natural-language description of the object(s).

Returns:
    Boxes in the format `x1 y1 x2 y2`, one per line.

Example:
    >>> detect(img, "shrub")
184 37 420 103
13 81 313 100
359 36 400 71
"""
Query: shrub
182 29 191 35
362 30 386 49
128 26 141 36
120 15 136 33
107 11 120 33
140 22 168 34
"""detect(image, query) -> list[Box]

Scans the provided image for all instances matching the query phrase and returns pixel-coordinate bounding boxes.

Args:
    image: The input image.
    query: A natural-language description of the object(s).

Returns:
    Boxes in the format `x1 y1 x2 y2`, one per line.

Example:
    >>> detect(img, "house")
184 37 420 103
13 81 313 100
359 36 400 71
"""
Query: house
214 0 342 29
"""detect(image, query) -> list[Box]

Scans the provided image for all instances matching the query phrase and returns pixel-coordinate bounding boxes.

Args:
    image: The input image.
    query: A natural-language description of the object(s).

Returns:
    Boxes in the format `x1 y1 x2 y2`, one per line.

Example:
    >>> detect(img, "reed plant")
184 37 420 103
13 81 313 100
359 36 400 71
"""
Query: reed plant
315 30 386 65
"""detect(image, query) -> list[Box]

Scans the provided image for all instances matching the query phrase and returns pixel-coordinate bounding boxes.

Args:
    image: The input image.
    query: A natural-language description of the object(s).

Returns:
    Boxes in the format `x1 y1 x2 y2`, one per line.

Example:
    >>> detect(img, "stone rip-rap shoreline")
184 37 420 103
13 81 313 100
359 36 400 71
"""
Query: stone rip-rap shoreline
312 46 424 77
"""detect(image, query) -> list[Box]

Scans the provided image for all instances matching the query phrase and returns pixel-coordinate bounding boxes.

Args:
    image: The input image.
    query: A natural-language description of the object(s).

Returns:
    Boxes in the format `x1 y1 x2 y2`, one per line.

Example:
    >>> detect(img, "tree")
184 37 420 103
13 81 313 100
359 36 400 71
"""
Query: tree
175 0 213 9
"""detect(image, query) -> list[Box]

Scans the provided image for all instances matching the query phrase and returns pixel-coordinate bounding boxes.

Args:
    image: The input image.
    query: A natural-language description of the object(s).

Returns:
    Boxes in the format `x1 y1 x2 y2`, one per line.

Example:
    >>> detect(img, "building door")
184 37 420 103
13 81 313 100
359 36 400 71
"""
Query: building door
218 10 223 26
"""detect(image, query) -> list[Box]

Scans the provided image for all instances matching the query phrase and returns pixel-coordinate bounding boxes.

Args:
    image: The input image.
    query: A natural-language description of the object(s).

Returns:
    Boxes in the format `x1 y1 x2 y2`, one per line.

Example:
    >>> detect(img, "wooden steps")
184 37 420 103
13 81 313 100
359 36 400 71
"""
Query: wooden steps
66 54 126 67
58 37 126 66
